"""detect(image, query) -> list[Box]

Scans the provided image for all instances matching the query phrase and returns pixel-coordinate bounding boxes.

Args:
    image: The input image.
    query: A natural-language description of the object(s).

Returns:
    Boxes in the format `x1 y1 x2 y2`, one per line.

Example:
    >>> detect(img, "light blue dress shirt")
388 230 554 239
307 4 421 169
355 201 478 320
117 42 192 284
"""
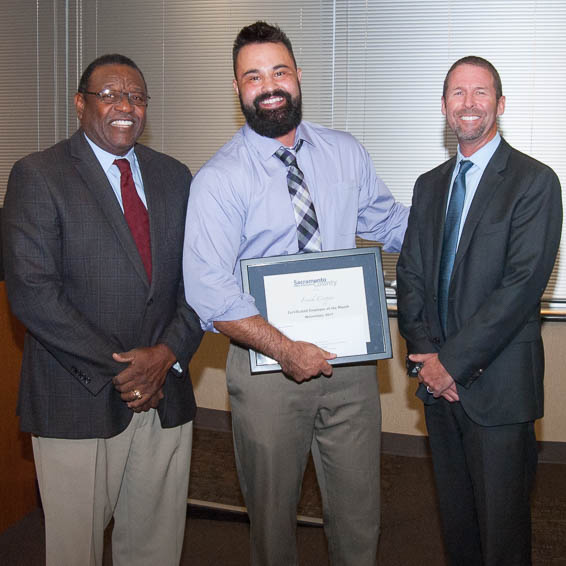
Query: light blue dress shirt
449 132 501 244
84 133 147 209
183 121 409 332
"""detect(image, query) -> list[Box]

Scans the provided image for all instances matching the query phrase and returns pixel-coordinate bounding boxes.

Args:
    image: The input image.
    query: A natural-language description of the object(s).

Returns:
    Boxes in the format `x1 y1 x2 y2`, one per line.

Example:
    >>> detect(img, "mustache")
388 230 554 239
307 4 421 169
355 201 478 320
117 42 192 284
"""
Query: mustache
456 109 484 117
253 89 293 109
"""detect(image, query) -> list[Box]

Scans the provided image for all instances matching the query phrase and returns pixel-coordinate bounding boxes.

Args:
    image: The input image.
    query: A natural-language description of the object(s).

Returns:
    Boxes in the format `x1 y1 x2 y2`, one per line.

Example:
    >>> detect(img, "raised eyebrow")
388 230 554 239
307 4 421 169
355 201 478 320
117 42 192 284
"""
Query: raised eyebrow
241 68 261 78
97 83 145 92
240 64 294 80
449 85 490 92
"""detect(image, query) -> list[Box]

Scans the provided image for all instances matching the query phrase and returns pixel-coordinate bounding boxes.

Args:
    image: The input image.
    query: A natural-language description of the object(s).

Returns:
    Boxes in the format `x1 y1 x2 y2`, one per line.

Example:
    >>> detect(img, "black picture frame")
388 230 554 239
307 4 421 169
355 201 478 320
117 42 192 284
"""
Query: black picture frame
240 247 392 373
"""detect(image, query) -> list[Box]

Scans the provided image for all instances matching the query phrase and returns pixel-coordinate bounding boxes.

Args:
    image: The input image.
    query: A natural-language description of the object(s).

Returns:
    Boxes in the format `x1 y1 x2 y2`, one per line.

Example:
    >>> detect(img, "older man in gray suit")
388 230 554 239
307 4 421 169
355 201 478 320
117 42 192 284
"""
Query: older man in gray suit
3 54 202 566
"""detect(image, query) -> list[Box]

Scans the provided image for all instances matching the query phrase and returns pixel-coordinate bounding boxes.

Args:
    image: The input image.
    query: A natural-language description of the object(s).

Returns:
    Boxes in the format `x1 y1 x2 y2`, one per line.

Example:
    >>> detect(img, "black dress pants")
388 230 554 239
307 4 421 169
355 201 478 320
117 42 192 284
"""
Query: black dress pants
425 400 537 566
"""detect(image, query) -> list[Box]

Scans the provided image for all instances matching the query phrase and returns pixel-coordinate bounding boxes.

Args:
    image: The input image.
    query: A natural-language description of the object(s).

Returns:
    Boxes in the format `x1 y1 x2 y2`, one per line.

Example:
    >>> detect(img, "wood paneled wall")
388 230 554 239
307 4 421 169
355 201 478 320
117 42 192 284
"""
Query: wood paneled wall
0 282 37 533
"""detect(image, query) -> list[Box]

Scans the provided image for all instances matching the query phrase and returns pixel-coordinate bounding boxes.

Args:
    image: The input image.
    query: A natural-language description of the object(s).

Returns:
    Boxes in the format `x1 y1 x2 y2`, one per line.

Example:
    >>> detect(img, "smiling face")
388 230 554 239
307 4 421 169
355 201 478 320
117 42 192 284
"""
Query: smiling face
74 63 147 156
233 42 302 145
442 63 505 156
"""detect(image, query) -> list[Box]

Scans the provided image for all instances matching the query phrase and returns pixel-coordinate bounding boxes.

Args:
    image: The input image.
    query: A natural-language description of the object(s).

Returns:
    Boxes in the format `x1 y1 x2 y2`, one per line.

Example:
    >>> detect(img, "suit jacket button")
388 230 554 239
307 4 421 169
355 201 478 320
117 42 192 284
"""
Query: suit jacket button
147 298 154 306
432 337 441 344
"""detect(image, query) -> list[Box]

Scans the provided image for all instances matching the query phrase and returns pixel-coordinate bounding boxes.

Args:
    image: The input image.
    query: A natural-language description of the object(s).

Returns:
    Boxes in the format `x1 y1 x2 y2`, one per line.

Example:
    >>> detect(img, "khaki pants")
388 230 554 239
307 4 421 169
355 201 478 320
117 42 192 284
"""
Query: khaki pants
227 343 381 566
33 410 192 566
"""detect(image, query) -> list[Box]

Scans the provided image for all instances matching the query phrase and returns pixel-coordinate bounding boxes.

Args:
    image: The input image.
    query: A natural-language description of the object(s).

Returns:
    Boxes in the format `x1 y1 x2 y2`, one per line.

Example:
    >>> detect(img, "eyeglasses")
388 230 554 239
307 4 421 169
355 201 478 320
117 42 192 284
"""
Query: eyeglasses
81 89 150 106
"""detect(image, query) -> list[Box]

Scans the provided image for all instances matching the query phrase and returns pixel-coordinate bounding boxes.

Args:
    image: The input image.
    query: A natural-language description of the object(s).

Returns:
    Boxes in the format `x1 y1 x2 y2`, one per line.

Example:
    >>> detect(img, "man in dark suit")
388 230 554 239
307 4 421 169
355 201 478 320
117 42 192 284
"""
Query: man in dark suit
3 54 203 566
396 56 562 565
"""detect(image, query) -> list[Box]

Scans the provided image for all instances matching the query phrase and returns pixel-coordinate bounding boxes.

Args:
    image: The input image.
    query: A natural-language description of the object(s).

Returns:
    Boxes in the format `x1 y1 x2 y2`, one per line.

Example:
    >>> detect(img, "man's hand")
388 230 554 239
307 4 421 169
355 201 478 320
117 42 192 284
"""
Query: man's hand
112 344 176 410
408 352 459 402
279 340 335 383
129 389 165 413
214 316 336 383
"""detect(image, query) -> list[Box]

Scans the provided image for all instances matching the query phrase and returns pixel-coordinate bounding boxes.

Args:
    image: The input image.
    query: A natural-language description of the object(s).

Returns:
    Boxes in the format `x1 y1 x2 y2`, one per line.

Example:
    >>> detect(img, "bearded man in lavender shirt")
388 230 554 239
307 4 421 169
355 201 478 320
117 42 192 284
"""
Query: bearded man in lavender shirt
183 21 408 566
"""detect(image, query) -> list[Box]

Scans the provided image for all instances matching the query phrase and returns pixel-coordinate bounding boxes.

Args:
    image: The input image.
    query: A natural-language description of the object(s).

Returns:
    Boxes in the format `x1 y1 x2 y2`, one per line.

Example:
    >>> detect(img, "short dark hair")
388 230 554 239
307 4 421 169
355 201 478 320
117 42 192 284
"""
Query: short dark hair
77 53 147 93
443 56 503 100
233 21 297 76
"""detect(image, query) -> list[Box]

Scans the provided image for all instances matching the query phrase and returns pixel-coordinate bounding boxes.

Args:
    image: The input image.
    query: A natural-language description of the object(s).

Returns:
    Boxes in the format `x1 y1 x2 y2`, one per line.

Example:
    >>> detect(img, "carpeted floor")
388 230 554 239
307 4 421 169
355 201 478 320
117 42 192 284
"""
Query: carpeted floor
1 426 565 565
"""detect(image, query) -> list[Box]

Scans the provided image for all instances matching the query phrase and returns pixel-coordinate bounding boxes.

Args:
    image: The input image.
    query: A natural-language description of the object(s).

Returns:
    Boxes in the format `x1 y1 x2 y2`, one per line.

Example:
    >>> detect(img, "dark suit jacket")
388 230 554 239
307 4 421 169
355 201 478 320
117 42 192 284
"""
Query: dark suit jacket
397 138 562 426
3 129 203 439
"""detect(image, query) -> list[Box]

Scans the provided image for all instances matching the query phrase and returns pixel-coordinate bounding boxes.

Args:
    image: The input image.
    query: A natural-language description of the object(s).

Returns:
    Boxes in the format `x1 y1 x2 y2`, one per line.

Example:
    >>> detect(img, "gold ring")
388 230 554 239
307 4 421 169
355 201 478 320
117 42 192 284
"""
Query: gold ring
132 389 143 401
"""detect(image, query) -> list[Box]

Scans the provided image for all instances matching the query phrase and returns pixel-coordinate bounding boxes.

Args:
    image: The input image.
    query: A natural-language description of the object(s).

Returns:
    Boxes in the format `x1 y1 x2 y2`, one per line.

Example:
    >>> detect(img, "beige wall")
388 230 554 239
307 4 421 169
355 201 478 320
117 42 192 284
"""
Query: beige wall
190 318 566 442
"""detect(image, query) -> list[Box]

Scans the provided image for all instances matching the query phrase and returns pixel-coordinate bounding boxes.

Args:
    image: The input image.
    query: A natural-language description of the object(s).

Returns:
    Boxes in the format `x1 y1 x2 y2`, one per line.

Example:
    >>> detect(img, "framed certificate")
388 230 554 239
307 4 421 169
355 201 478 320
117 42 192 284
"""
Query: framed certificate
240 247 392 373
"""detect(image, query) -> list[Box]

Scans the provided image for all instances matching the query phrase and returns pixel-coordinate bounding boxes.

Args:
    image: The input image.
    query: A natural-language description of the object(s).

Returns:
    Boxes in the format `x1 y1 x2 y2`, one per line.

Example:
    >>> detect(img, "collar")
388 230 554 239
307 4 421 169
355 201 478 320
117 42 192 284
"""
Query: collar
456 132 501 171
242 122 316 160
83 132 136 174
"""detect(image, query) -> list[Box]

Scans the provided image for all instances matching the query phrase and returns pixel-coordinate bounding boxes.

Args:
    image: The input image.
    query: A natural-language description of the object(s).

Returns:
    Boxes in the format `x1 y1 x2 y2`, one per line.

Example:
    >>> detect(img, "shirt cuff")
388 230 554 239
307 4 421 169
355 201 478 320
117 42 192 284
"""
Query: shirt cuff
203 298 260 333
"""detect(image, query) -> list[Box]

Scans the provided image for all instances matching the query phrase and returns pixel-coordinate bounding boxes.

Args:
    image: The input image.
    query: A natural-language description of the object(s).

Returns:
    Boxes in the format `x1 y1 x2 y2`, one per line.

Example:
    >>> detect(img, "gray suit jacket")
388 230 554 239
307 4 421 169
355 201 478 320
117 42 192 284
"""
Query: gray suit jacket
397 138 562 426
3 130 203 438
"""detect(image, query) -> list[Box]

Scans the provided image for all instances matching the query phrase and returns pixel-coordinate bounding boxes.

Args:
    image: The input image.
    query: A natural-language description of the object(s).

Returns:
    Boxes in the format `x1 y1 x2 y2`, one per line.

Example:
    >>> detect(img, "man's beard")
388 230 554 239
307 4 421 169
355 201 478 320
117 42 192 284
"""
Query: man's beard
452 111 488 142
240 88 302 139
454 122 487 142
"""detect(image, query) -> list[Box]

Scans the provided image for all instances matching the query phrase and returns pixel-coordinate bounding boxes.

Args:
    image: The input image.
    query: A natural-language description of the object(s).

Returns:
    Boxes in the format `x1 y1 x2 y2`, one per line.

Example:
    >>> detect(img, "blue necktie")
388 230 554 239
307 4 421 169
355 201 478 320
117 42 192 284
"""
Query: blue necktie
275 141 322 253
438 160 473 333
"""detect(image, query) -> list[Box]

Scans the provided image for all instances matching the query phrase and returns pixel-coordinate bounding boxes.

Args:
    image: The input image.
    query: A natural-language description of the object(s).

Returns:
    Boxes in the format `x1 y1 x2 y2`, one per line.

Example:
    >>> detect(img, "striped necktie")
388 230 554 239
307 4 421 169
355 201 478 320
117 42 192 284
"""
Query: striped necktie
275 141 322 253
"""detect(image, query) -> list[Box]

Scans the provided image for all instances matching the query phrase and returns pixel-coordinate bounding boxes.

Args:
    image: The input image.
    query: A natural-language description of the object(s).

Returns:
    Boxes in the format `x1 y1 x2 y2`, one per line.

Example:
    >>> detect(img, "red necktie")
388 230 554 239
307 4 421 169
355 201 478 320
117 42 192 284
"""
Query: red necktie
114 158 152 282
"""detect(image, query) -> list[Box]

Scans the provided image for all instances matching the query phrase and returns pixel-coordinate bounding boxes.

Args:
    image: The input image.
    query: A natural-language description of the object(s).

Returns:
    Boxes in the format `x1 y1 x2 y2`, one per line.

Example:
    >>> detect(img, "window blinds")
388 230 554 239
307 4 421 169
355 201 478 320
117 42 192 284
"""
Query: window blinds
1 0 564 301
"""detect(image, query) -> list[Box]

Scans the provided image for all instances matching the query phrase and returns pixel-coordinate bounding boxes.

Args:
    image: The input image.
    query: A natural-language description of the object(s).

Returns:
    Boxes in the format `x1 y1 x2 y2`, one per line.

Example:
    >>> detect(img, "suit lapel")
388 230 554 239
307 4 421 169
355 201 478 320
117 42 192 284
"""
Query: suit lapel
70 130 150 288
429 158 456 291
452 139 510 275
